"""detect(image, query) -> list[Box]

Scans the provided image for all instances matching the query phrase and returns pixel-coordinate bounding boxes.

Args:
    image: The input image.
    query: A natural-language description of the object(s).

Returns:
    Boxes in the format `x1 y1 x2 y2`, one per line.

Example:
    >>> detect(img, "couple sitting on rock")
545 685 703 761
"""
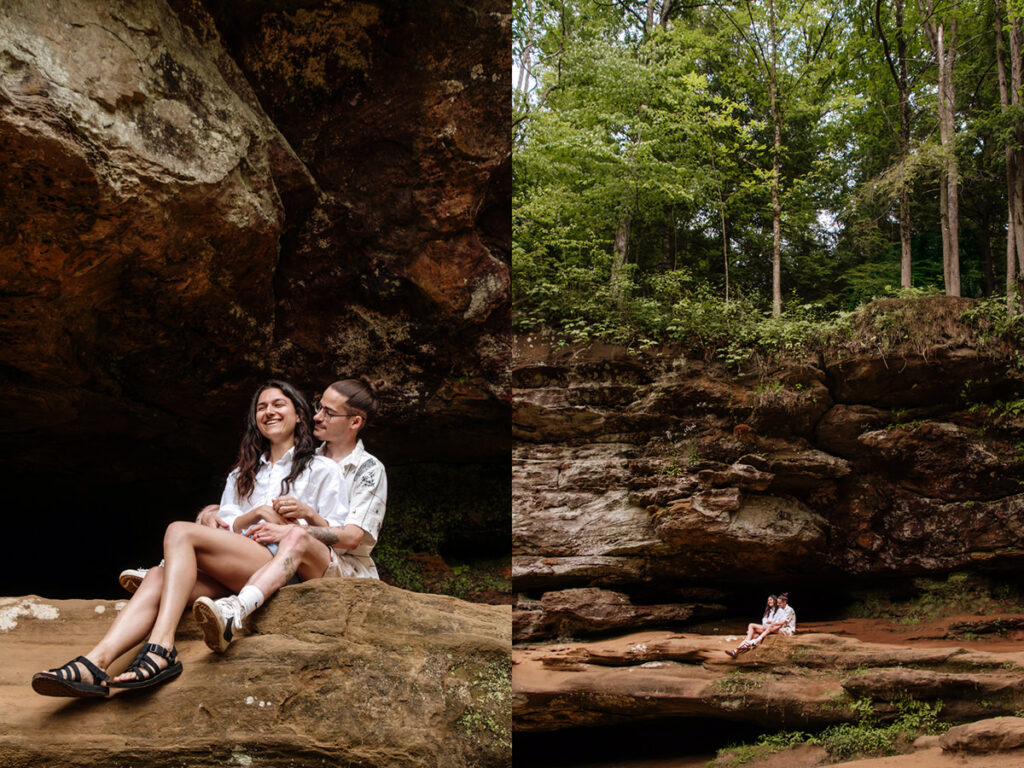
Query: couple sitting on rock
725 592 796 658
32 377 387 698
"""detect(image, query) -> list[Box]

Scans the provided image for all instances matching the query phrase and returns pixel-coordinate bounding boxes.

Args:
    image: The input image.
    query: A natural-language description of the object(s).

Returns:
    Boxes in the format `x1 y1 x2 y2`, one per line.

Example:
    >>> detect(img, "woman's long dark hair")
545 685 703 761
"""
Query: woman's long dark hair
764 595 777 617
234 380 316 501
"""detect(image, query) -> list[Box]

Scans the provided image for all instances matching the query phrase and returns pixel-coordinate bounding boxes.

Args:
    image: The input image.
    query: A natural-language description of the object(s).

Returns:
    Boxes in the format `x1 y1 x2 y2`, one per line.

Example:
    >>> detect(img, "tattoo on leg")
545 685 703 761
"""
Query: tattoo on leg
309 526 340 546
281 556 297 581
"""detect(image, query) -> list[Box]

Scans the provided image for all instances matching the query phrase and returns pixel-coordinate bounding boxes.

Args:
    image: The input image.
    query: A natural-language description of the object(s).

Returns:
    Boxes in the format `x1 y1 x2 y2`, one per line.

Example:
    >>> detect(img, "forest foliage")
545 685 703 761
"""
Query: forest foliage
514 0 1024 344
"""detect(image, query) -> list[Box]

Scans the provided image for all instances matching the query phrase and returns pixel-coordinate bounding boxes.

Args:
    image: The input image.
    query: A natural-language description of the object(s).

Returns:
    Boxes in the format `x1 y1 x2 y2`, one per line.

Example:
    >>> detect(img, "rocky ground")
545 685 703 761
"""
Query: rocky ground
514 629 1024 732
2 580 511 767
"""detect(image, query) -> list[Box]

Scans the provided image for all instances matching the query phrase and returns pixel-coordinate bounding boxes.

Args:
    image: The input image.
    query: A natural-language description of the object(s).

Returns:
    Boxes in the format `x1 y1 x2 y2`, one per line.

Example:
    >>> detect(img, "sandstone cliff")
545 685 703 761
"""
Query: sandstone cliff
513 297 1024 640
1 580 511 767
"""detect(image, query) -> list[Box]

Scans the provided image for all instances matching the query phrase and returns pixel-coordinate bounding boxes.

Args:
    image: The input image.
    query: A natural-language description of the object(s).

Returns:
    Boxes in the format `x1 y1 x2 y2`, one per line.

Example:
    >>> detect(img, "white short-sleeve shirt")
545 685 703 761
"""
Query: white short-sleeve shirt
317 439 387 579
776 604 797 634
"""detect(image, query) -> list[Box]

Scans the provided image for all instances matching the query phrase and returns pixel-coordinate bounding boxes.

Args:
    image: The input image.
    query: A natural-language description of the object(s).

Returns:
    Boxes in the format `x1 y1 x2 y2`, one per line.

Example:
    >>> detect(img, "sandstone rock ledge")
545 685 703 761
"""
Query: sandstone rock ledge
513 631 1024 732
0 580 511 768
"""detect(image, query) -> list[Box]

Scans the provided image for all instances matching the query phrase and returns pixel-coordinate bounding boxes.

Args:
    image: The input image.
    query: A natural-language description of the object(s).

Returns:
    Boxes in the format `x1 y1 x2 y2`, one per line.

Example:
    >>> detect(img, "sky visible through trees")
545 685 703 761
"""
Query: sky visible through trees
514 0 1024 337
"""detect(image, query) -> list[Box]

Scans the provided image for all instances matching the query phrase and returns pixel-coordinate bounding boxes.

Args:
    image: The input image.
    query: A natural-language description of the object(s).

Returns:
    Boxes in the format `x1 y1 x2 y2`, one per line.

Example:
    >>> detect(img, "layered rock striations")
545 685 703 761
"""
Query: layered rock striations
513 298 1024 641
1 580 511 767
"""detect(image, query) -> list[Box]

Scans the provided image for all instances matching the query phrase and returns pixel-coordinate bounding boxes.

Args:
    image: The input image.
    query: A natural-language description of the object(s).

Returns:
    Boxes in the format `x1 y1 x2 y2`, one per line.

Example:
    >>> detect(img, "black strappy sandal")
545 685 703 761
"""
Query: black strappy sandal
32 656 110 698
107 643 183 691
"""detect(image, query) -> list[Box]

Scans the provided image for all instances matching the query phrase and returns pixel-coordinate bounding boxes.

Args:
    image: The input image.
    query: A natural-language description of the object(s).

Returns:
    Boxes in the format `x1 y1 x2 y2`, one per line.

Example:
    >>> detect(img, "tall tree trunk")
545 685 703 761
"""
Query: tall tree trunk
996 0 1018 311
938 22 960 296
720 208 730 302
769 0 783 316
896 1 912 288
610 213 631 299
645 0 656 36
876 0 913 287
921 1 960 296
979 219 995 296
771 114 783 315
1009 17 1024 279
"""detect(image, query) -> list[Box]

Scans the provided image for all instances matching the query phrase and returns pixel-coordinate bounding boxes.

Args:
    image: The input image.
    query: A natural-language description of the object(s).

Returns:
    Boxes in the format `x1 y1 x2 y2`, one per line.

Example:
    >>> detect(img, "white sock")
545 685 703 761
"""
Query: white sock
237 585 265 620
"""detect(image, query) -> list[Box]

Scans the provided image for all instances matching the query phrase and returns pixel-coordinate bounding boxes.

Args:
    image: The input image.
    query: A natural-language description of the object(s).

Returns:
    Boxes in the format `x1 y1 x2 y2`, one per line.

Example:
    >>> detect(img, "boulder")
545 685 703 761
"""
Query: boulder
512 630 1024 732
512 588 724 642
652 494 829 578
857 421 1022 501
0 0 298 479
0 580 511 767
940 717 1024 753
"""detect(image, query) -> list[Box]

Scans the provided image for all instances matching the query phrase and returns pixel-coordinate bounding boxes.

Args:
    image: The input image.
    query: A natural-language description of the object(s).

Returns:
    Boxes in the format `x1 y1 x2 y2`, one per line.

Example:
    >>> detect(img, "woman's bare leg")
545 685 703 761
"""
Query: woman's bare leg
246 526 332 598
111 522 272 683
39 566 228 685
743 623 765 643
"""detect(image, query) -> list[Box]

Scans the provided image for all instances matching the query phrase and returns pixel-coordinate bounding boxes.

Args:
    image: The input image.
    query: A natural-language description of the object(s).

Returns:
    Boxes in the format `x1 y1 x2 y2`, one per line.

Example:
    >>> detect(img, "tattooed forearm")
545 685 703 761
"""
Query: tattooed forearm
280 555 297 581
309 526 340 545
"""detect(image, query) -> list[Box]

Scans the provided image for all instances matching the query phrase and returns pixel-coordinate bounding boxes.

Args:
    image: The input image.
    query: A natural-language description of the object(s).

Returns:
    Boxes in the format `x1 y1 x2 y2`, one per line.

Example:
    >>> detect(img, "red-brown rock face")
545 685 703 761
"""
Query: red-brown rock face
513 300 1024 641
0 0 510 596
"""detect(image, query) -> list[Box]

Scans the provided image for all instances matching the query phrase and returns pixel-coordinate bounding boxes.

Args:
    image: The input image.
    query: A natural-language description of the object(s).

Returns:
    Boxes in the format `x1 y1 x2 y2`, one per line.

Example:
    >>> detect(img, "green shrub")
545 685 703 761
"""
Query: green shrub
710 699 944 766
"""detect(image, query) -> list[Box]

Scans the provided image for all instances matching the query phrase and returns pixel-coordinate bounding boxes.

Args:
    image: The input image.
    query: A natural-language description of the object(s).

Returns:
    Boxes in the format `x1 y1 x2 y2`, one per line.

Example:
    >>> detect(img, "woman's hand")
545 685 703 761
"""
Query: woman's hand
246 521 292 545
273 496 317 524
251 504 291 525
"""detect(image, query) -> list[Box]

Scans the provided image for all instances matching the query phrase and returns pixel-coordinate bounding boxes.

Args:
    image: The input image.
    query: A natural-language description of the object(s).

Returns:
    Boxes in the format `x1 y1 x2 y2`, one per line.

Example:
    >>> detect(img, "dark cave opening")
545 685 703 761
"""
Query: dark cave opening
513 717 766 767
3 457 511 600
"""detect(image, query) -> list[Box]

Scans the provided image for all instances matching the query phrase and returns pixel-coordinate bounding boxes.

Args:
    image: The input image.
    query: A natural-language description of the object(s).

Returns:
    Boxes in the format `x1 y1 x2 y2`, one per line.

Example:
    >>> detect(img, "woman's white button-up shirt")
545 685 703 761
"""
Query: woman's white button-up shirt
217 448 349 531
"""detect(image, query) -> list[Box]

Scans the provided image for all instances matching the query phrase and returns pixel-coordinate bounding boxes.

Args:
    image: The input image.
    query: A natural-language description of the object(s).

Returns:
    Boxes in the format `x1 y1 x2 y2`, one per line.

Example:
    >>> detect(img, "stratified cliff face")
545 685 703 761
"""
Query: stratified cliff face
0 0 509 595
0 0 509 481
513 298 1024 641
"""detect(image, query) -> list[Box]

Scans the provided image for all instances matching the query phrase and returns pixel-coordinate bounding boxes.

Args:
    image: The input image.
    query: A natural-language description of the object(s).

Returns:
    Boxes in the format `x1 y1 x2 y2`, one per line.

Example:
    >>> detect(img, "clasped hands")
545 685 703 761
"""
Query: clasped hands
194 497 316 544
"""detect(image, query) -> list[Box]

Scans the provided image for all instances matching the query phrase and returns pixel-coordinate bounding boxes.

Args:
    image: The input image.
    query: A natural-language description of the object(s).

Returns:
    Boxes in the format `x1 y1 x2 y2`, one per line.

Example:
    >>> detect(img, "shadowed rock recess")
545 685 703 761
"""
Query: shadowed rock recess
513 298 1024 642
1 581 511 767
0 0 510 594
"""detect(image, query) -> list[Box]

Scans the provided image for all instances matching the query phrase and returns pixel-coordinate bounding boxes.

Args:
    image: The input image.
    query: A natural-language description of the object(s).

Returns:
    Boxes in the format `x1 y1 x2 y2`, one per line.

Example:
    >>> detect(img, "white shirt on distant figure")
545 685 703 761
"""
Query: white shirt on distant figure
776 604 796 635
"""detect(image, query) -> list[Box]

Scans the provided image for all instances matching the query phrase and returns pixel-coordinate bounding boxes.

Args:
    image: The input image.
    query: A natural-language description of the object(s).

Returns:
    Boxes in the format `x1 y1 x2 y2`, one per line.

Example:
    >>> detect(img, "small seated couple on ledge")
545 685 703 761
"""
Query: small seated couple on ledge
32 377 387 698
725 592 796 658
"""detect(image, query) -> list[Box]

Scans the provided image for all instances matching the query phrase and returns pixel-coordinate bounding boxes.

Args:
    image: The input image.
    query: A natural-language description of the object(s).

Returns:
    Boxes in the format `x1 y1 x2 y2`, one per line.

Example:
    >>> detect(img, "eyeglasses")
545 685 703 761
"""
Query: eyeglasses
313 399 359 422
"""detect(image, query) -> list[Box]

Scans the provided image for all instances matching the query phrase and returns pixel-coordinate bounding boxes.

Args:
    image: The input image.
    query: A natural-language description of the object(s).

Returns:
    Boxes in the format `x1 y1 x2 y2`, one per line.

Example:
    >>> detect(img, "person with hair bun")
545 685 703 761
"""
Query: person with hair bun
32 381 347 696
190 377 388 654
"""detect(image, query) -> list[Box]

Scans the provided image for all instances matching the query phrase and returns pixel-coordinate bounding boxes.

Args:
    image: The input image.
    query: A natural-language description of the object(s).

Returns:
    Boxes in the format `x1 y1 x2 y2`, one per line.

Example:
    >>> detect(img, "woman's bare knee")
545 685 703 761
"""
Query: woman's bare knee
163 520 200 546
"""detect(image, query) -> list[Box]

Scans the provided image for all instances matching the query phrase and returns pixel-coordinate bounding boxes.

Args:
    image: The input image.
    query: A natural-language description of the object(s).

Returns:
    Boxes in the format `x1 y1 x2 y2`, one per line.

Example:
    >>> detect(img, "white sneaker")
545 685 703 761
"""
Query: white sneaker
193 595 244 653
118 560 164 594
